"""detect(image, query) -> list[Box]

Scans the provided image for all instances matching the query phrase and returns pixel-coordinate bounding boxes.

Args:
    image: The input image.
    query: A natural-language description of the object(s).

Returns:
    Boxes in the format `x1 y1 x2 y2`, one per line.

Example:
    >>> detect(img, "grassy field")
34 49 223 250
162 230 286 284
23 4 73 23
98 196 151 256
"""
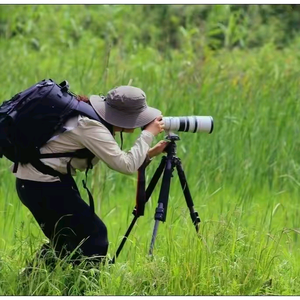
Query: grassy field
0 4 300 296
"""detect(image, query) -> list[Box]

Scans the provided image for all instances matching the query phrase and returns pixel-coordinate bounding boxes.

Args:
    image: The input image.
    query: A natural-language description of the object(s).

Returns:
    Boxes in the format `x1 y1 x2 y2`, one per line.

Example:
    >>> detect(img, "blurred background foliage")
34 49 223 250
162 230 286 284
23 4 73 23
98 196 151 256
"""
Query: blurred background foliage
1 4 300 194
1 4 300 52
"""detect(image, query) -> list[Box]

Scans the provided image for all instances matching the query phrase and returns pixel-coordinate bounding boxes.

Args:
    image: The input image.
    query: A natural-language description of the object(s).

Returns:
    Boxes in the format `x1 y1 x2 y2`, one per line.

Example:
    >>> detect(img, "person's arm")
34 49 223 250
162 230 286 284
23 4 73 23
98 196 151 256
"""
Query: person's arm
77 117 154 174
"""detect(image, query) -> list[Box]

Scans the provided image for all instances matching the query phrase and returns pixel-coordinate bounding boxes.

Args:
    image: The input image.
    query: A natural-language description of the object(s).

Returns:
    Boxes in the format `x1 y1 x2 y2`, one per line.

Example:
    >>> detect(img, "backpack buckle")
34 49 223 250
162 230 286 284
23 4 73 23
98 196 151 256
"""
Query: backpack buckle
59 80 69 92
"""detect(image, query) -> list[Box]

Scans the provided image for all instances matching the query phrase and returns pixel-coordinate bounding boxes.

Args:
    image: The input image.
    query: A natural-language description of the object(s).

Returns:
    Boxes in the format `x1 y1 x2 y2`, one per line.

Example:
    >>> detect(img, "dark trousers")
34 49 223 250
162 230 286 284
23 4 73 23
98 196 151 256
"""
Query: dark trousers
16 176 109 265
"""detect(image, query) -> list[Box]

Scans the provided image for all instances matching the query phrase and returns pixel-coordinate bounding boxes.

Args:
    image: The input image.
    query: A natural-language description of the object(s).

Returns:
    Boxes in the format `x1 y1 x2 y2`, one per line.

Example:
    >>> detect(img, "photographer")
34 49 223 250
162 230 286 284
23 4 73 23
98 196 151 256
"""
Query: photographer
14 85 168 268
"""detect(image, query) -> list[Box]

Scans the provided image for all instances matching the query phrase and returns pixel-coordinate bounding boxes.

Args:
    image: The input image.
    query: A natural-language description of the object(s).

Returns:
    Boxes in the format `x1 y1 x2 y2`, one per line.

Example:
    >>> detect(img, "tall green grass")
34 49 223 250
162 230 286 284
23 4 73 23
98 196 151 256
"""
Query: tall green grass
0 4 300 296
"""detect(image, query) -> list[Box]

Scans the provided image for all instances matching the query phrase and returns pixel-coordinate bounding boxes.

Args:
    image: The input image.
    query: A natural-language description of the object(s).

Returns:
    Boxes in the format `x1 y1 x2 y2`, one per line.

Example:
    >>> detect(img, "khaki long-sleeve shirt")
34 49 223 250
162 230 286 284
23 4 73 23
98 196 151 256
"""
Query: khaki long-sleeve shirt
11 115 154 182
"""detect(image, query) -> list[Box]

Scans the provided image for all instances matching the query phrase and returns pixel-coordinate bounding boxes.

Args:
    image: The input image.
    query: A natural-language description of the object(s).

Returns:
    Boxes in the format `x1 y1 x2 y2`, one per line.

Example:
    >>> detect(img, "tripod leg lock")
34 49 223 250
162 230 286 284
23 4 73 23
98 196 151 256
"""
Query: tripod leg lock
154 206 165 221
190 211 200 225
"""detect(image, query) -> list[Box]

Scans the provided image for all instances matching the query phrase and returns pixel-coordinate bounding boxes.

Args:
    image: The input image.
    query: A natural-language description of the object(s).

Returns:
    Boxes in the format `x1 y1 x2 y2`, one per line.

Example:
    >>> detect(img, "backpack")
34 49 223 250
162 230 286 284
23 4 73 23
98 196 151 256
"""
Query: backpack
0 79 111 213
0 78 110 167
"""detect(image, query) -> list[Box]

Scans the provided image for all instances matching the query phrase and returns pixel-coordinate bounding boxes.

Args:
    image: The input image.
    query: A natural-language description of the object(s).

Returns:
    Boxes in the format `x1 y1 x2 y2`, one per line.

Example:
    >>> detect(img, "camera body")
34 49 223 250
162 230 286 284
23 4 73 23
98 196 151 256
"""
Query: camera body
163 116 213 134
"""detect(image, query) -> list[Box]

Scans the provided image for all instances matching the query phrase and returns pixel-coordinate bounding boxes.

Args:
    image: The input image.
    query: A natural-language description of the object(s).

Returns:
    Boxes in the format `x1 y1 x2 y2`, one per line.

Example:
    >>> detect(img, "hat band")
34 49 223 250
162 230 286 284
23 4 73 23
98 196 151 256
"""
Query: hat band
106 101 147 113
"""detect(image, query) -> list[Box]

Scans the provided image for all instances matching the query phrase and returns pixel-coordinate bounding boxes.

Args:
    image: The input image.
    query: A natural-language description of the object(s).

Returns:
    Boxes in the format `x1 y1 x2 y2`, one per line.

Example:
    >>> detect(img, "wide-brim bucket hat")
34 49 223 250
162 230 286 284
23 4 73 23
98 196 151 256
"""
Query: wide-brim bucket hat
89 86 161 128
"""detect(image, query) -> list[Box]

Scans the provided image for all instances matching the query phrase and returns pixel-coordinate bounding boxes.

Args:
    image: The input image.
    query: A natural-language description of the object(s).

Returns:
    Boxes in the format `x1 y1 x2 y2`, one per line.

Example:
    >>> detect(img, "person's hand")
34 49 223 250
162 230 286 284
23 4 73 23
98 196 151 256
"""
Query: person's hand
148 140 169 158
144 115 164 136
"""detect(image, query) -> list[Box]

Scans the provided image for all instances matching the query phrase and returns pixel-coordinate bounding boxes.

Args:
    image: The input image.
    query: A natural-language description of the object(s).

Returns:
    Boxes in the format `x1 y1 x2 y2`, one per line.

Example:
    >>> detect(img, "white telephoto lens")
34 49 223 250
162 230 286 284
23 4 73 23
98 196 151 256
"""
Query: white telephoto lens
163 116 213 133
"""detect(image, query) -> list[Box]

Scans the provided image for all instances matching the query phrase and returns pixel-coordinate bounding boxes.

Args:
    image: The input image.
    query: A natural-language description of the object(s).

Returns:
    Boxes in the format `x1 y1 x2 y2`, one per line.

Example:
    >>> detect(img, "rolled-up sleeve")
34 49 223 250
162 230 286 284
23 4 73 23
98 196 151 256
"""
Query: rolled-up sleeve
76 117 154 174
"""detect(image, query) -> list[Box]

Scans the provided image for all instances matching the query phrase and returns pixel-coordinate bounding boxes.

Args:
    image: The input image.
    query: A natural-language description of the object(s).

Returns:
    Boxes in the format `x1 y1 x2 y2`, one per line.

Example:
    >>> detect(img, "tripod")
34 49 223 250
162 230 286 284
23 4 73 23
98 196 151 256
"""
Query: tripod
110 133 200 263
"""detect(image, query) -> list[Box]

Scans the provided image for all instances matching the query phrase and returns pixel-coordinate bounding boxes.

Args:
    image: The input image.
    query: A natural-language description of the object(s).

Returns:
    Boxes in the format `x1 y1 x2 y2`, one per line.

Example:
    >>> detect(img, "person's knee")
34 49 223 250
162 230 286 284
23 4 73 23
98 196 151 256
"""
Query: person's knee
80 234 109 257
50 213 109 258
86 216 109 257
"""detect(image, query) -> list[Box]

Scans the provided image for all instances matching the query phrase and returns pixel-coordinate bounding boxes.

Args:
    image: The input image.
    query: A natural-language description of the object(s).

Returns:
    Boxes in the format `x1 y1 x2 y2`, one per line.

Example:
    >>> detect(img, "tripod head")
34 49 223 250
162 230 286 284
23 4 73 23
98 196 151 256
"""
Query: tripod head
165 132 180 142
164 133 180 156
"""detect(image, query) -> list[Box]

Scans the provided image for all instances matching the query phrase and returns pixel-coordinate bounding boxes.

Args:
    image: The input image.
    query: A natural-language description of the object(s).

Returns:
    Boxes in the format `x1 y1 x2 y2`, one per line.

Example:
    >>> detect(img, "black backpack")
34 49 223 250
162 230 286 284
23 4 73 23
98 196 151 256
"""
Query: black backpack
0 79 111 213
0 78 111 167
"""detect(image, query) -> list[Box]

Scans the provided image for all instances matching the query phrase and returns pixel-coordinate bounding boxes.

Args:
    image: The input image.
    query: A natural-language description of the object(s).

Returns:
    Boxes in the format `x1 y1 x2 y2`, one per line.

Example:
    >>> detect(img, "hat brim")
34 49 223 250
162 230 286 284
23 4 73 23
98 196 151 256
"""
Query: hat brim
89 95 162 129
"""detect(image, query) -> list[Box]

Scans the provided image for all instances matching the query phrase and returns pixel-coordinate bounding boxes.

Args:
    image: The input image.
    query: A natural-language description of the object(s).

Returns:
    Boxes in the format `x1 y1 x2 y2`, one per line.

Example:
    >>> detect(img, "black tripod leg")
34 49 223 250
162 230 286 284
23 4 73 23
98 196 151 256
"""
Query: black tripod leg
110 216 138 264
110 157 167 264
149 156 174 256
175 159 200 232
145 156 166 201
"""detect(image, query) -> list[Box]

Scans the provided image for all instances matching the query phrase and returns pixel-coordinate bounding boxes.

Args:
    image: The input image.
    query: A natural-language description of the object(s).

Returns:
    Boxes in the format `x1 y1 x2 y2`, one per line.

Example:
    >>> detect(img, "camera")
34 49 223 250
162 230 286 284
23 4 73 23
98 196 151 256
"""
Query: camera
163 116 213 134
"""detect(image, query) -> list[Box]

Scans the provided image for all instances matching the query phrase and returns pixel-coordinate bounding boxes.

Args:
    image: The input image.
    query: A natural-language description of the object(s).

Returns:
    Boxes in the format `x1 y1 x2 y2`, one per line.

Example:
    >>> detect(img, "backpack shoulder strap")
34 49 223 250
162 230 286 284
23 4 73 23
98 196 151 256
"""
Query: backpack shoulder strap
76 100 113 135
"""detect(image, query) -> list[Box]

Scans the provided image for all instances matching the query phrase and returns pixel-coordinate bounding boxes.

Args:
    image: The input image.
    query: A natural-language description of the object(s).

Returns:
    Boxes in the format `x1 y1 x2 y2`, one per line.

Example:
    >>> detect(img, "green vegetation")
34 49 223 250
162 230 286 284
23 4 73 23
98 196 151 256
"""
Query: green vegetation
0 4 300 295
